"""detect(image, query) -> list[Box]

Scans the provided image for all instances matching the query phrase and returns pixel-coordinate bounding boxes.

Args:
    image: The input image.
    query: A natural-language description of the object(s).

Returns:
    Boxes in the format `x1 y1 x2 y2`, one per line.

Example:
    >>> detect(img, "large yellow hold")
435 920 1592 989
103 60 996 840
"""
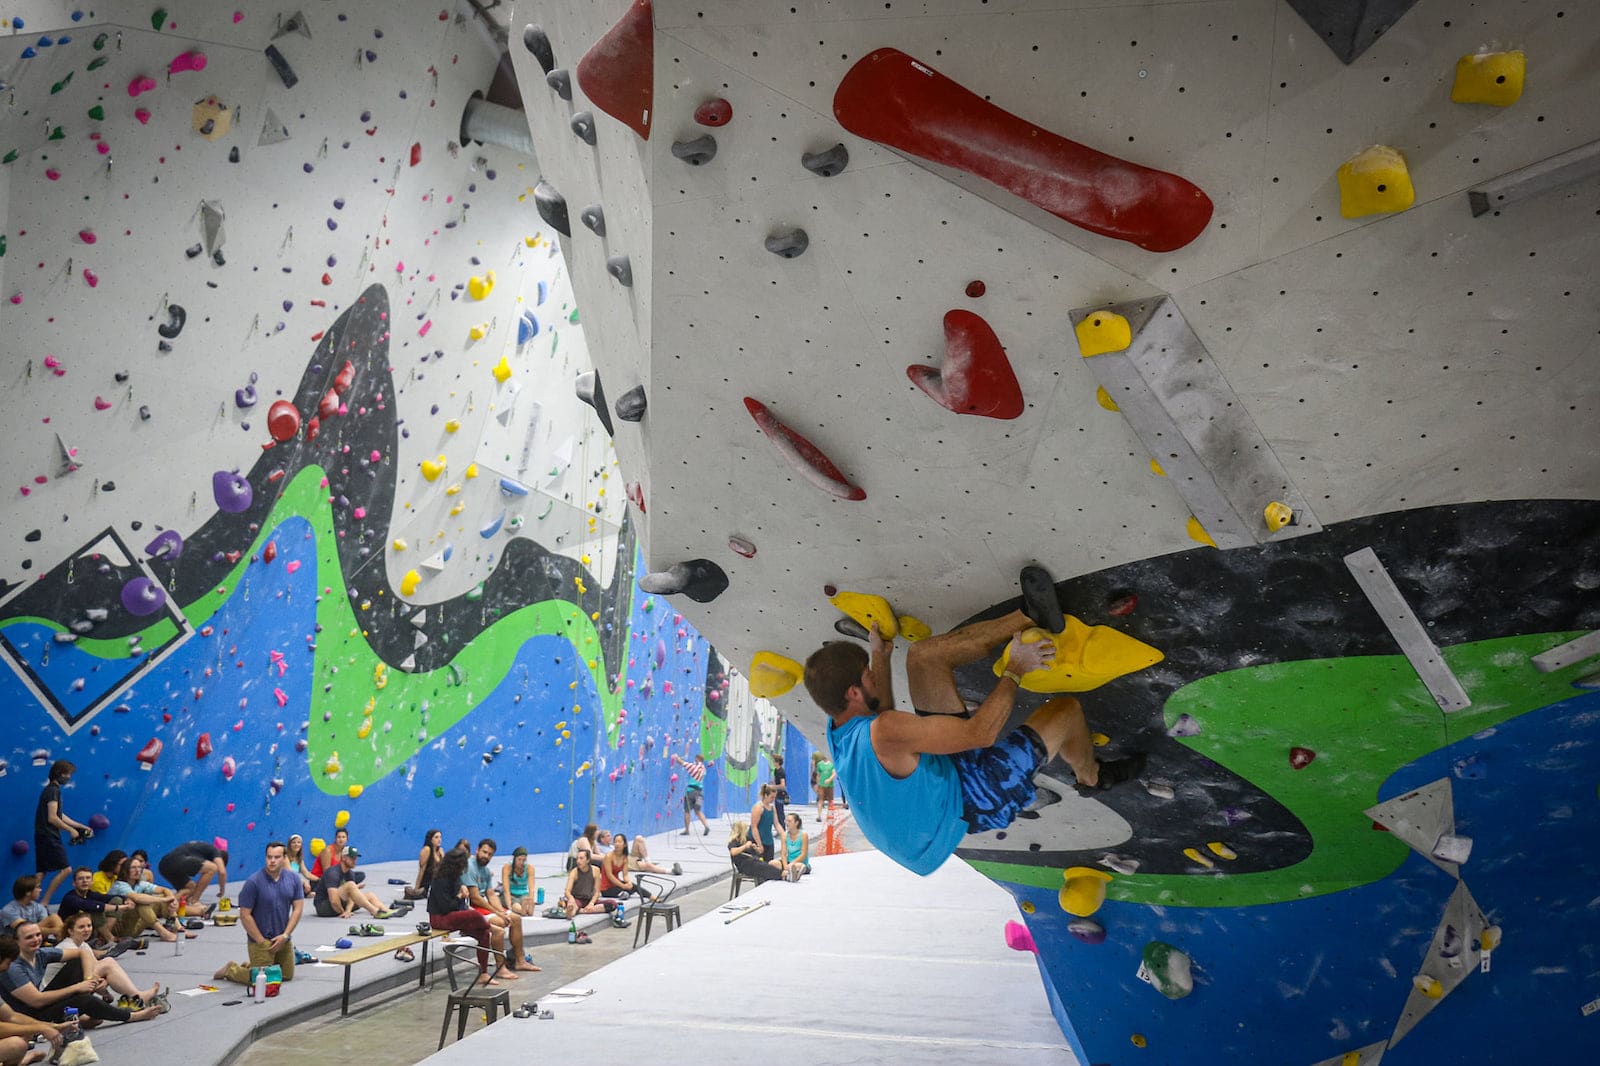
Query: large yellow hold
829 591 898 639
993 618 1163 694
1075 311 1131 357
749 651 804 699
468 270 496 300
1059 866 1113 916
400 569 421 596
1337 145 1414 218
1451 51 1525 107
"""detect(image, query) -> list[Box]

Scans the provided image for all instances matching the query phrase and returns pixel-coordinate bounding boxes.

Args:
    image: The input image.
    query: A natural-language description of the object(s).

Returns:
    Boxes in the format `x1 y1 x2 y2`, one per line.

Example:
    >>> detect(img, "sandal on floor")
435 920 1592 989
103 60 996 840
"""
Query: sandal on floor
393 946 415 963
573 931 592 945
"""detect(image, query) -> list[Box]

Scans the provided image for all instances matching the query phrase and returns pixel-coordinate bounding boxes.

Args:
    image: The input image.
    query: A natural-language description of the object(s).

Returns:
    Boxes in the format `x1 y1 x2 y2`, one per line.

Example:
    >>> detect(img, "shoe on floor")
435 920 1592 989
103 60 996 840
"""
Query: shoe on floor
671 863 682 876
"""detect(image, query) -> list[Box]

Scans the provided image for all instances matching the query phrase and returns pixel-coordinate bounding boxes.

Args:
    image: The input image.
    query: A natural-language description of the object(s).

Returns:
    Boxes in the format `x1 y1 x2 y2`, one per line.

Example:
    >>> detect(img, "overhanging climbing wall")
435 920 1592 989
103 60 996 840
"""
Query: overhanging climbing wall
510 1 1600 1063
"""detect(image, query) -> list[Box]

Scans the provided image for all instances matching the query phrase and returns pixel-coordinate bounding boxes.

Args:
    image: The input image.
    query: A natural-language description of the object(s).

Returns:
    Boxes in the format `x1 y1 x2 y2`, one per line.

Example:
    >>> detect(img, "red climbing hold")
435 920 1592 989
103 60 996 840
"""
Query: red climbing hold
833 48 1213 252
694 98 732 127
744 398 866 502
626 481 646 514
262 541 278 564
332 360 356 394
318 389 340 419
965 280 986 298
906 310 1024 420
409 141 422 167
576 0 654 140
267 399 301 443
1289 746 1316 770
195 733 213 759
136 738 163 770
1107 592 1138 617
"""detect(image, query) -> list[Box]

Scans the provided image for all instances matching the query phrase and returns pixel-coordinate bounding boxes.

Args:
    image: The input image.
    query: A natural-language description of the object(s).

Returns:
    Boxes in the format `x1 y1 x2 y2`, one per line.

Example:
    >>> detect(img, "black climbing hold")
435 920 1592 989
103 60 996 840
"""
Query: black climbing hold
579 203 605 237
264 43 298 89
614 385 646 423
185 243 203 258
101 481 115 492
24 529 41 542
801 142 849 177
1020 564 1065 635
157 304 187 339
574 370 614 437
764 228 808 259
533 180 570 237
228 146 240 163
546 68 571 101
156 342 172 353
833 617 869 641
671 135 717 166
139 406 151 420
213 249 226 266
638 559 730 604
605 254 632 287
570 111 596 146
114 371 129 383
523 25 556 74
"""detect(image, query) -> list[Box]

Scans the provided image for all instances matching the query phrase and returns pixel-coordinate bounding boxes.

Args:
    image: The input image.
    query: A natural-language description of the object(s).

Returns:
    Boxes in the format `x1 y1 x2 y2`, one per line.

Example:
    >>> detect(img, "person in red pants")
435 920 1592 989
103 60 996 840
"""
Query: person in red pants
427 848 509 986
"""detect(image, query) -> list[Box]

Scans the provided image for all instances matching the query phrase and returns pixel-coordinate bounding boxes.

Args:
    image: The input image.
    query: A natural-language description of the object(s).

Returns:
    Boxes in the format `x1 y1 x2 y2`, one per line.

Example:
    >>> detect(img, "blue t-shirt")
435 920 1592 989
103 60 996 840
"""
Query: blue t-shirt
0 945 62 1010
0 899 48 928
826 714 967 876
462 857 494 899
239 867 304 939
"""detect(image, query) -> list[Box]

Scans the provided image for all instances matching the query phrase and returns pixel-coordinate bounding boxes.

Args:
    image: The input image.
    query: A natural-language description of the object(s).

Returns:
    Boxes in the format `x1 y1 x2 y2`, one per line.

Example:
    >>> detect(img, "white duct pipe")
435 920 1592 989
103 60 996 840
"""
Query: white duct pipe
461 95 537 160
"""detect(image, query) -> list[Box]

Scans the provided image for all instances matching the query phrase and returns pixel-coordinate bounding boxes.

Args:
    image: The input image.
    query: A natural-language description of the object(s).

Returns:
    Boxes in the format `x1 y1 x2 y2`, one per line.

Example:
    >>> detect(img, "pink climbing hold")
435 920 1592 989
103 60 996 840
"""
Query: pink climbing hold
127 74 158 97
744 397 866 501
285 560 301 574
82 270 98 288
1004 920 1039 954
168 50 207 74
134 109 152 124
220 756 236 780
273 688 288 707
45 169 60 181
78 230 97 244
694 98 732 127
576 0 654 140
93 396 112 411
906 309 1024 420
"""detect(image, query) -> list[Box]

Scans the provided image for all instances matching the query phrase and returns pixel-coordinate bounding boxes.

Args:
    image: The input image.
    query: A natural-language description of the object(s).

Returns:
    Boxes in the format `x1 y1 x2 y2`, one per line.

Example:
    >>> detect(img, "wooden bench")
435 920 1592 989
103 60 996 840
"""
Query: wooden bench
322 930 447 1015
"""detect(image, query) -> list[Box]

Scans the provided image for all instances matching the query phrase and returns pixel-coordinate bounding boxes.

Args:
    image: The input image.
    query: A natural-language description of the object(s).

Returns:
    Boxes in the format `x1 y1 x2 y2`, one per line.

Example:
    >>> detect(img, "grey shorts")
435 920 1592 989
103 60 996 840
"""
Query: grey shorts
683 788 704 813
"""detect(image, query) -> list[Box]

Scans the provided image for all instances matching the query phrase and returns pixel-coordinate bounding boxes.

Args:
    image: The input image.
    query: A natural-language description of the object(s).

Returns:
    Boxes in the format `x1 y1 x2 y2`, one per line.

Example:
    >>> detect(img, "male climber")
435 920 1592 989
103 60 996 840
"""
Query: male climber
802 567 1145 876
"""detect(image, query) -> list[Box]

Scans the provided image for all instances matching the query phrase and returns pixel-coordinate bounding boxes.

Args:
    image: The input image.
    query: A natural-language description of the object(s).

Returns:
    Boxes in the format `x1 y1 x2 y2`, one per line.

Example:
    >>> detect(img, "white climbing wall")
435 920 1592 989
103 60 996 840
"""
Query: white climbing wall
0 0 622 599
509 0 1600 740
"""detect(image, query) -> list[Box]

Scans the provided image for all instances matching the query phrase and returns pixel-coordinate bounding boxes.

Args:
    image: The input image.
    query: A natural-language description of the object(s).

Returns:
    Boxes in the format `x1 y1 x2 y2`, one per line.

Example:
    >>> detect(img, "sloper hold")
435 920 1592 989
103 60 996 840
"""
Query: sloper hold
1451 50 1526 106
575 369 615 436
993 618 1164 693
748 651 803 699
576 0 653 140
605 254 633 287
570 111 597 145
1338 145 1415 218
579 203 606 236
533 180 570 236
671 135 717 166
614 384 646 422
801 142 849 177
638 559 729 603
829 591 898 639
764 228 808 258
1284 0 1423 65
522 24 555 74
906 309 1023 420
743 398 866 501
545 68 572 100
833 48 1212 252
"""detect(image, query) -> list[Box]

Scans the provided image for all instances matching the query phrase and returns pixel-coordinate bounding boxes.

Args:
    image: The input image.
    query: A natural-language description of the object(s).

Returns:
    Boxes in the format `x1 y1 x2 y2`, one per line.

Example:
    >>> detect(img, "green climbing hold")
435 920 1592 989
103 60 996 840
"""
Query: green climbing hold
87 105 105 121
2 149 17 165
151 8 168 31
433 786 445 798
87 56 108 71
93 32 108 50
0 235 6 257
48 127 64 141
465 583 484 602
568 308 580 324
1140 941 1194 1000
51 73 74 94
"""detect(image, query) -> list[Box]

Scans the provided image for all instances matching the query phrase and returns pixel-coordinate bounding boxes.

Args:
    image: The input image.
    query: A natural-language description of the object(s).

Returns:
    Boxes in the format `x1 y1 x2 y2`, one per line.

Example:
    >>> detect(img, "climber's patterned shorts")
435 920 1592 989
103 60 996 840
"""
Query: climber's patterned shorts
953 725 1046 833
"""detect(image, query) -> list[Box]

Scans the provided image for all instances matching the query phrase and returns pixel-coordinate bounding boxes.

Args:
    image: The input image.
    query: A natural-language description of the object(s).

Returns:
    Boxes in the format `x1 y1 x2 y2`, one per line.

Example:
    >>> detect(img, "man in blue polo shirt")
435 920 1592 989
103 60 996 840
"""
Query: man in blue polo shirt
214 841 304 986
463 840 537 973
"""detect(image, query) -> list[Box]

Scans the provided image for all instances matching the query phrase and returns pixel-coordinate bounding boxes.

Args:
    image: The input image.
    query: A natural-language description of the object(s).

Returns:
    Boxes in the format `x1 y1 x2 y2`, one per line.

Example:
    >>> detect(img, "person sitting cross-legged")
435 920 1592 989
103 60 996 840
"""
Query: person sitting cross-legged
58 867 148 942
312 847 391 920
0 991 69 1066
0 878 61 944
599 834 655 911
463 840 537 972
627 835 680 877
213 840 304 987
0 923 162 1025
558 846 609 919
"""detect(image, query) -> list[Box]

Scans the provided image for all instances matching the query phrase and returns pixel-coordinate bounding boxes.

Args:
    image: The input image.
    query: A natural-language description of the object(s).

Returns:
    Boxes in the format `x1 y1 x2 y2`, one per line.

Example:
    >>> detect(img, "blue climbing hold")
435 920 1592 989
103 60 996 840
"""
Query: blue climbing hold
38 36 53 47
20 47 36 59
499 478 529 497
536 280 548 306
517 311 539 346
480 514 505 538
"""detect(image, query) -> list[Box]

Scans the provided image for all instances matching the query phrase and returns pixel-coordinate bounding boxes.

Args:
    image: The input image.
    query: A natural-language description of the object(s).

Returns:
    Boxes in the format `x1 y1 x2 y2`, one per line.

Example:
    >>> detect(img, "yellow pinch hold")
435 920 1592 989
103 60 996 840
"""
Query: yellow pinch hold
468 270 496 300
357 719 373 739
464 463 479 479
1059 866 1114 917
392 538 407 552
1183 847 1215 869
469 323 489 341
1094 386 1120 412
1337 145 1415 218
1451 50 1525 107
373 663 388 689
1186 516 1217 548
444 419 461 433
993 618 1165 694
449 502 464 516
1206 841 1237 860
347 784 364 800
897 615 932 642
829 591 898 639
1342 1054 1361 1066
1150 459 1166 477
492 356 512 383
444 483 462 497
1091 733 1110 747
420 456 446 481
749 651 804 699
1075 311 1132 357
1264 501 1294 533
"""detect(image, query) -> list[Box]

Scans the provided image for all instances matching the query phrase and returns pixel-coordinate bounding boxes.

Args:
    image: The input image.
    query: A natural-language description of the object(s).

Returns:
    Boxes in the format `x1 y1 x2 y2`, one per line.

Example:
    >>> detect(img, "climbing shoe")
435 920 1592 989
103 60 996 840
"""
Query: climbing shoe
1020 564 1065 634
1074 753 1148 796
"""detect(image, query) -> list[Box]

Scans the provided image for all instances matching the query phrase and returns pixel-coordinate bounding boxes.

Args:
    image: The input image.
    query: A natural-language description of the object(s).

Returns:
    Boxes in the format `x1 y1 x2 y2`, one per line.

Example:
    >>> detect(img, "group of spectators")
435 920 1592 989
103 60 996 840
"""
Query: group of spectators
728 781 814 886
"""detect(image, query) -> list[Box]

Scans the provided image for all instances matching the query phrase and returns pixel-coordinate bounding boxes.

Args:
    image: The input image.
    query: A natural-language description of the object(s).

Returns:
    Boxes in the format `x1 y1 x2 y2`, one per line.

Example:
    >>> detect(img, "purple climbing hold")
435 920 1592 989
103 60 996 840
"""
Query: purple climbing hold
145 529 184 559
88 813 110 831
235 385 258 408
121 576 167 616
9 841 27 858
212 470 253 513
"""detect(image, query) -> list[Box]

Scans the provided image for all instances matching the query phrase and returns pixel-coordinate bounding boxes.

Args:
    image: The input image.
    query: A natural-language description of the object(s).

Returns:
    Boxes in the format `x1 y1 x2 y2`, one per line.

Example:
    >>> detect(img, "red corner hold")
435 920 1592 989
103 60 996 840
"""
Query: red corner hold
576 0 654 140
906 310 1023 420
409 141 422 167
744 398 865 502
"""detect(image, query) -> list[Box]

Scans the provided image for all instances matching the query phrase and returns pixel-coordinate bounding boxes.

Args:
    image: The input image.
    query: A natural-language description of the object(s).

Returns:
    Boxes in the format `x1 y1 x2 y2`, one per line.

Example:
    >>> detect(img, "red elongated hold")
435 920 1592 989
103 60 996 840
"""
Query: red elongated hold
304 415 320 441
332 360 356 393
1289 746 1316 770
310 330 325 342
694 97 732 127
626 481 646 514
263 541 278 564
833 48 1213 252
906 309 1023 420
409 141 422 166
1107 592 1138 617
318 389 340 419
195 733 213 759
576 0 653 140
136 738 163 769
743 398 865 501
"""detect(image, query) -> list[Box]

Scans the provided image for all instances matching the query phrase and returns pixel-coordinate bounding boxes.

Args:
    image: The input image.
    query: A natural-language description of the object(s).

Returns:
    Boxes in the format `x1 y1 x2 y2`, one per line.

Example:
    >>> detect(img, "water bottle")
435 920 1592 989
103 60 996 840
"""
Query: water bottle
567 920 576 944
62 1007 78 1035
536 887 545 905
615 900 625 925
174 928 184 957
253 968 266 1003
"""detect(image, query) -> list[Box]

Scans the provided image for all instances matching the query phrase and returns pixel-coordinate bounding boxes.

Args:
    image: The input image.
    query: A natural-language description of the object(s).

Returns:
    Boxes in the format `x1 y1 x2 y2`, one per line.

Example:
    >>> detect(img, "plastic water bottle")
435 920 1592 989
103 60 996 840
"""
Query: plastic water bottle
62 1007 78 1034
615 900 625 925
536 887 545 905
567 920 576 944
253 969 266 1003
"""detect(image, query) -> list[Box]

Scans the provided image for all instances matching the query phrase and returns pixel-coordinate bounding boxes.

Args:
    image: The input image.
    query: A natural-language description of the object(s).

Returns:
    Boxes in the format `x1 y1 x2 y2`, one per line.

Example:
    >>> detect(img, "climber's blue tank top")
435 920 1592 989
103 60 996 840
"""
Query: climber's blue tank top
827 714 966 876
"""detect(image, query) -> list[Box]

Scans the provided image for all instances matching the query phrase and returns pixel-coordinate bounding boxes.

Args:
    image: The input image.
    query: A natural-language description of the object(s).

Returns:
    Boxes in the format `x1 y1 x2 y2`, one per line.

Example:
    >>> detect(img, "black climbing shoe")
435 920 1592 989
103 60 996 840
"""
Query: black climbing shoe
1020 565 1065 634
1074 753 1148 796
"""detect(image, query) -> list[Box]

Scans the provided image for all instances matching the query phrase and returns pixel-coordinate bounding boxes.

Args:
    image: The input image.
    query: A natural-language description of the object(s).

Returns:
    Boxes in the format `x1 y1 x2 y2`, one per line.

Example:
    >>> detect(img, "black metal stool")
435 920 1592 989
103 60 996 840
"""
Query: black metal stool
632 901 682 948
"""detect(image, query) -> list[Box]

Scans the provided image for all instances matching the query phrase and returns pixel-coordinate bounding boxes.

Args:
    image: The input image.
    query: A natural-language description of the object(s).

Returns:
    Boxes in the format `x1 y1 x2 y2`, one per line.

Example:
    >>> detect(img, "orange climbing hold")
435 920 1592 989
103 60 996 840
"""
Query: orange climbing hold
576 0 654 140
906 310 1024 420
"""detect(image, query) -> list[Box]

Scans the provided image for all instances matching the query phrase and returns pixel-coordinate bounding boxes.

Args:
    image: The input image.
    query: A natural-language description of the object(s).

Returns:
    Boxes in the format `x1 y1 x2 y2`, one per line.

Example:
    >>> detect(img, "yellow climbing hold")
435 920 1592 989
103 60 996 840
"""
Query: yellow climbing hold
1451 50 1525 107
1342 1053 1361 1066
1020 900 1035 914
492 356 512 383
469 323 489 341
1059 866 1113 917
1091 733 1110 747
363 698 375 716
1481 925 1502 952
1337 145 1415 218
1206 841 1237 860
1131 1034 1147 1049
347 784 363 800
392 538 407 552
421 456 446 481
357 719 373 739
400 569 421 596
580 554 592 566
1149 459 1166 477
992 619 1164 694
749 651 805 699
445 483 462 496
444 419 461 433
1412 975 1443 999
574 577 587 595
829 591 898 639
323 753 342 777
464 463 479 479
310 837 326 859
1186 516 1217 548
373 663 388 689
449 502 464 516
333 809 350 829
1183 847 1215 868
1094 386 1120 412
468 270 496 300
897 615 932 642
1075 311 1131 357
524 235 538 247
1264 501 1294 533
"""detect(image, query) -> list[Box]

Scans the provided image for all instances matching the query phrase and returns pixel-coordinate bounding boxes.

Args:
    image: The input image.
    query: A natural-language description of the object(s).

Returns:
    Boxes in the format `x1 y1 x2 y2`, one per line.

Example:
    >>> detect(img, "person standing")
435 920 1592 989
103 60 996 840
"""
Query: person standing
749 785 778 863
770 756 789 834
34 762 90 906
813 751 836 823
213 841 304 986
671 752 711 836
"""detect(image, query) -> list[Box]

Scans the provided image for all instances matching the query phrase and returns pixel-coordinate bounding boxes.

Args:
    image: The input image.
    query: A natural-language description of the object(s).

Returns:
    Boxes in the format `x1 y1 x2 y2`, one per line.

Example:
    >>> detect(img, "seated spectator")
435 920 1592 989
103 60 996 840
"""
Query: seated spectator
599 836 655 905
558 847 609 919
310 828 364 885
463 841 536 973
782 812 811 878
283 835 317 897
0 923 163 1025
58 868 150 941
0 992 67 1065
405 829 443 901
565 824 600 872
0 879 61 943
103 859 184 945
727 821 785 885
427 847 504 987
498 848 535 917
89 852 125 896
156 840 227 914
312 848 392 920
627 836 681 877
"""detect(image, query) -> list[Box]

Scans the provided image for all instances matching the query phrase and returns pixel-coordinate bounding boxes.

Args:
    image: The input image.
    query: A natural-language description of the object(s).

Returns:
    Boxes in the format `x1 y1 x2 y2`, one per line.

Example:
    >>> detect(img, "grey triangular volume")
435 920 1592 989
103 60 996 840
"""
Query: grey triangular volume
399 654 416 670
1307 1040 1387 1066
258 107 291 146
273 10 312 40
1364 777 1458 878
1389 880 1488 1046
78 533 130 568
409 610 426 628
1283 0 1424 64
